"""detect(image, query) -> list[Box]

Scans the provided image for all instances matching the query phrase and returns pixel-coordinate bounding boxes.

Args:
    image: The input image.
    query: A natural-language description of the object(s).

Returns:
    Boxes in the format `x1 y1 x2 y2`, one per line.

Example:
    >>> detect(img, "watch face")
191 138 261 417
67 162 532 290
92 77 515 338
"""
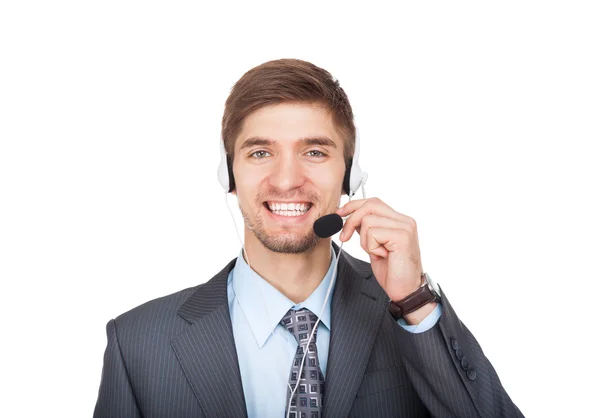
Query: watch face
424 273 441 297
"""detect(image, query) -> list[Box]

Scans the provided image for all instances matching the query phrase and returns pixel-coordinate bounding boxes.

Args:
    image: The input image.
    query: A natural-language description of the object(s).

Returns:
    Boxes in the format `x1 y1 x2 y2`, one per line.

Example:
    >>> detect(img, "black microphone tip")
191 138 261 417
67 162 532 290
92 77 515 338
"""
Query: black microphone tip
313 213 344 239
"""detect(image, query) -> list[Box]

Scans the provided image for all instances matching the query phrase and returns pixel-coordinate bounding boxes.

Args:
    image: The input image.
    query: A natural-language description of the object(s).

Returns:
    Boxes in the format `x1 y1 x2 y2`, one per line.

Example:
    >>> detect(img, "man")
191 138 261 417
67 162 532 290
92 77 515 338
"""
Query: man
94 58 523 417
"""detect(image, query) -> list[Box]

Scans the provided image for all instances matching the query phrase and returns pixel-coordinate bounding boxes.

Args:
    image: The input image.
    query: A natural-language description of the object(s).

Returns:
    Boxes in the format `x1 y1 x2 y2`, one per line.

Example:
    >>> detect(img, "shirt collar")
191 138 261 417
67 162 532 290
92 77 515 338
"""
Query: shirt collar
230 245 338 348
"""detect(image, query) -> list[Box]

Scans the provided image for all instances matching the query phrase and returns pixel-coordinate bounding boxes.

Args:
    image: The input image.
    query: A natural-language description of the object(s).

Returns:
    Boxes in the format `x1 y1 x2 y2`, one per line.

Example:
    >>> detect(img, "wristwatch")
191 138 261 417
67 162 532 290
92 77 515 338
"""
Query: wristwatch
388 272 441 320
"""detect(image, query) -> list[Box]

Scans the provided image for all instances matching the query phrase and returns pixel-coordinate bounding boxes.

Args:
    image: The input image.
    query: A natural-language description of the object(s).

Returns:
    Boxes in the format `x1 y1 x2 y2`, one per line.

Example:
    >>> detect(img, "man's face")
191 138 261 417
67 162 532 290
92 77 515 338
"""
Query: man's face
232 102 346 254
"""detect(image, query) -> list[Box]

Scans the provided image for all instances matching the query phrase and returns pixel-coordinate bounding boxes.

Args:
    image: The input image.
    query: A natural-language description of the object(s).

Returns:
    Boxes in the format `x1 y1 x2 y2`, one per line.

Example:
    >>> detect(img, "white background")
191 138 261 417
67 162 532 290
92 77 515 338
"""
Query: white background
1 1 599 417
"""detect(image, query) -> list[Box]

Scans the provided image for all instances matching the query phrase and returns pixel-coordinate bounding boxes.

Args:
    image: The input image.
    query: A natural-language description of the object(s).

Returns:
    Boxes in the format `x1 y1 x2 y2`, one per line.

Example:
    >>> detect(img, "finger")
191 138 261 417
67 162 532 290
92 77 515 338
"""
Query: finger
336 198 369 217
340 200 405 241
366 227 413 258
358 215 414 253
337 197 394 217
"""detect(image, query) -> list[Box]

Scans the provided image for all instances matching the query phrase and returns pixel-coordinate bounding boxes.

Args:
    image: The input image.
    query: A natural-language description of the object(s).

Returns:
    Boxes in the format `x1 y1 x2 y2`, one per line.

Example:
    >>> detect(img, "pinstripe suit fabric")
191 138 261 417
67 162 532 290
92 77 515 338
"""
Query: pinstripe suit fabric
94 247 523 417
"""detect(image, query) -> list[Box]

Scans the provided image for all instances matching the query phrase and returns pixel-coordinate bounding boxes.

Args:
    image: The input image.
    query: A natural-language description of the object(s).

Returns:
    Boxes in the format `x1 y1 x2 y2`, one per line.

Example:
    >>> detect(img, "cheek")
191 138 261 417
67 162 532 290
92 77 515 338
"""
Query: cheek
233 183 257 213
233 166 262 198
309 164 345 191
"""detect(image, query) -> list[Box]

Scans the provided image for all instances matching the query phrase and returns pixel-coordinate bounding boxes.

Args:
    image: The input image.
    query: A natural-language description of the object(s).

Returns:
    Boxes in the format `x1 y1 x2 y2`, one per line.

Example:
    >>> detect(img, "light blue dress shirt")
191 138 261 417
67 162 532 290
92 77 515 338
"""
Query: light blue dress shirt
226 246 442 417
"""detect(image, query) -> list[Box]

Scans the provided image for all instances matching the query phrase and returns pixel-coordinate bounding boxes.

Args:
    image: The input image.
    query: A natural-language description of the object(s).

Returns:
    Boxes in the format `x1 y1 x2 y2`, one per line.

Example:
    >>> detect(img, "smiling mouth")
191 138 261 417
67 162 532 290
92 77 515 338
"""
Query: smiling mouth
263 201 313 217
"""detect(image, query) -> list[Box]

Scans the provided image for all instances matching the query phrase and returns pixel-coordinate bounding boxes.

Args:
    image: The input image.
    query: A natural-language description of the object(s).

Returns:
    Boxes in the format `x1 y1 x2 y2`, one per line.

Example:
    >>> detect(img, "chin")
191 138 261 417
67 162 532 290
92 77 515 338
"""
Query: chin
240 197 327 254
256 230 321 254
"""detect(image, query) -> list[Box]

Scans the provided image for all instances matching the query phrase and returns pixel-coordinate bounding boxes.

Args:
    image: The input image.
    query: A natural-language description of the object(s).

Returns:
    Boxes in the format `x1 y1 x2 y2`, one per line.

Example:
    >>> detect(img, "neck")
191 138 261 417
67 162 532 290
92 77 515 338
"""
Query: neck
243 233 333 304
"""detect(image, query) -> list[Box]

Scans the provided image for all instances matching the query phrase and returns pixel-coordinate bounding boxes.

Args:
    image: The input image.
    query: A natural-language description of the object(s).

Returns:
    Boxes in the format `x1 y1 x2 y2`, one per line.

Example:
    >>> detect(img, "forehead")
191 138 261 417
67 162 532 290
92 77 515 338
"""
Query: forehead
236 102 342 148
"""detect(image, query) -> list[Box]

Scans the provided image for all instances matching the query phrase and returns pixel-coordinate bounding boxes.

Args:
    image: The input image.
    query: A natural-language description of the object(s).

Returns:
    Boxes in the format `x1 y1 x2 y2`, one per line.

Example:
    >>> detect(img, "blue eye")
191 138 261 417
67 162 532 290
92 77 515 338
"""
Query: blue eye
250 150 271 159
307 150 326 158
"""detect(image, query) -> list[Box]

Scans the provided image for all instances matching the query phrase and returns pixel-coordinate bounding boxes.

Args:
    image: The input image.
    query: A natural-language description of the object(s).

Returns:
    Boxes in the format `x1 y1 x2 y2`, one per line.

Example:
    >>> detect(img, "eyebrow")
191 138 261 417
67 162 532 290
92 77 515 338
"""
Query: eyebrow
239 136 338 150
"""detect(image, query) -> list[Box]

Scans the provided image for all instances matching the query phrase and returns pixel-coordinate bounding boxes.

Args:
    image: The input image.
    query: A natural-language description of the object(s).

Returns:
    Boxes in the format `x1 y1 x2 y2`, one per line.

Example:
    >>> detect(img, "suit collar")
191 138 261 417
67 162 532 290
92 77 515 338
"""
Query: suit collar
176 258 236 324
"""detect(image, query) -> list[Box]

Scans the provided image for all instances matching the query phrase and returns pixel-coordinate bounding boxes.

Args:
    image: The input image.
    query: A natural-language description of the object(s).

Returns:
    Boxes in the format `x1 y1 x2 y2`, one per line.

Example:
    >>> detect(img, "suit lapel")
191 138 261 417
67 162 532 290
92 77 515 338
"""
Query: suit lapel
323 247 389 418
169 247 388 418
171 259 248 418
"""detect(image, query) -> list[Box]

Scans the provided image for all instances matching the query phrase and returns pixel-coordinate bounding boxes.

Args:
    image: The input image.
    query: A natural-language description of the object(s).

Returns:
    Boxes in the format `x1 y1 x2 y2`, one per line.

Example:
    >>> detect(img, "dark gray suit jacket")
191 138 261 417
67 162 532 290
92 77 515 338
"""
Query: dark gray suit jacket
94 248 524 417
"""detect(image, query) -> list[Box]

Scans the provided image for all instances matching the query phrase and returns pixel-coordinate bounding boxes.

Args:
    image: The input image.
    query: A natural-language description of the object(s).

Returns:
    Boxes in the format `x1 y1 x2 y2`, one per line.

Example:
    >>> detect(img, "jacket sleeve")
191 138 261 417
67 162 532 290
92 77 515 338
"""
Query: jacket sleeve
393 288 525 417
94 319 142 418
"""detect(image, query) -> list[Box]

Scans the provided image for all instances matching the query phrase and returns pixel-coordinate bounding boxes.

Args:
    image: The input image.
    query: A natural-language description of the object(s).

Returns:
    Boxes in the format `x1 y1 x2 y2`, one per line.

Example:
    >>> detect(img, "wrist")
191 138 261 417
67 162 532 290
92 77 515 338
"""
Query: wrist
388 273 441 321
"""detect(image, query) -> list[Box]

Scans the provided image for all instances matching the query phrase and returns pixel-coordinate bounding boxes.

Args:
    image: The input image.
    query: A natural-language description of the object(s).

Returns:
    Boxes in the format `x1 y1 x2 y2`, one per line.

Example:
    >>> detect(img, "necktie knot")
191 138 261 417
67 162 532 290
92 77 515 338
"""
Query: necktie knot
280 308 319 345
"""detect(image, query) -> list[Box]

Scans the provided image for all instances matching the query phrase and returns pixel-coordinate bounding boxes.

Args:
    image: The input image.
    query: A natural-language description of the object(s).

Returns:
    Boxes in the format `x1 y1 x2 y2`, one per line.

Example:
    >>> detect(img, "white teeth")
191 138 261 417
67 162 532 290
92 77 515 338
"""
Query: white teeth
267 202 311 215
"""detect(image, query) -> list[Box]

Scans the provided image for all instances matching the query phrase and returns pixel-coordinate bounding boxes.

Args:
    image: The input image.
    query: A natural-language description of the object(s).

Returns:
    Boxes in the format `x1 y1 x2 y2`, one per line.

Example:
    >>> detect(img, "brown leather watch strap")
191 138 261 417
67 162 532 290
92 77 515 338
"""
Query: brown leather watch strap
389 278 440 320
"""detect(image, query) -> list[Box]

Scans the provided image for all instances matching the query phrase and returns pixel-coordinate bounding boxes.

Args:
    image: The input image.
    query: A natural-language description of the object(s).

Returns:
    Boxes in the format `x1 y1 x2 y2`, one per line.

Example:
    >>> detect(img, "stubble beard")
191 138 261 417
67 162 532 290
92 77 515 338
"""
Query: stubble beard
239 203 321 254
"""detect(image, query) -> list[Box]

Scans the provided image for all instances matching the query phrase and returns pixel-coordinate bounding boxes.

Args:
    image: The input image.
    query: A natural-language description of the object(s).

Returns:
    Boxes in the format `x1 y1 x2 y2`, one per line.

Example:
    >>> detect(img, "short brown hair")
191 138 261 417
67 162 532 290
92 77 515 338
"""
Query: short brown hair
221 58 356 164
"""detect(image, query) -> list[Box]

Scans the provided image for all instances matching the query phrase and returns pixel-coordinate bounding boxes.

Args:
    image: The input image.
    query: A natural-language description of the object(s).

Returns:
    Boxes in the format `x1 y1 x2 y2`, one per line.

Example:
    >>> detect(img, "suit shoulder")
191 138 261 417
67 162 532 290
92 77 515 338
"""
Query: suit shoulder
111 257 237 331
113 284 202 330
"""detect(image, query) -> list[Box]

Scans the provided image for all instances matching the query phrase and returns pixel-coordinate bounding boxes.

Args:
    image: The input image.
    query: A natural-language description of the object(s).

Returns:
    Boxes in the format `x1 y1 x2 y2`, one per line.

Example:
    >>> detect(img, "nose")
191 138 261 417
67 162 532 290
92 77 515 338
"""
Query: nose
268 152 306 192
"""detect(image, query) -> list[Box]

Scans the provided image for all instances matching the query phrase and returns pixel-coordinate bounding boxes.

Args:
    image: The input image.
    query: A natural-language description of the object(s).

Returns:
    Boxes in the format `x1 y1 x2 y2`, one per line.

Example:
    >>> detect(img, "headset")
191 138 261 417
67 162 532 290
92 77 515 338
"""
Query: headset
218 125 368 416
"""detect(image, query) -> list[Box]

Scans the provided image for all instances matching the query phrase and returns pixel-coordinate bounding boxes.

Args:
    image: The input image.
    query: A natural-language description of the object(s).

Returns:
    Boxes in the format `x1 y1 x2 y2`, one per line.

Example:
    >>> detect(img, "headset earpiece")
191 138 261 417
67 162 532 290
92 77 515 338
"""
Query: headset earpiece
217 139 235 192
345 131 368 197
